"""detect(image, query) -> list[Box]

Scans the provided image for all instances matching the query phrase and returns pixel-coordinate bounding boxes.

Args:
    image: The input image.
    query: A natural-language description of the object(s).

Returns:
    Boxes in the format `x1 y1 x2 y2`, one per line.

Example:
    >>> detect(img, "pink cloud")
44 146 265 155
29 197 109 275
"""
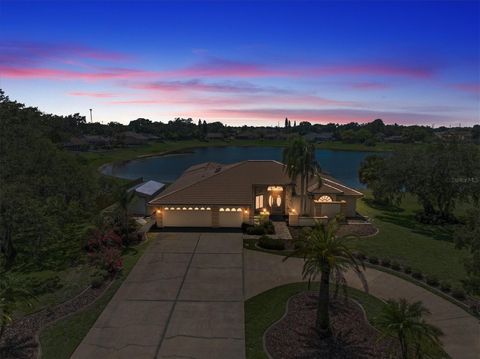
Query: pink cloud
160 58 434 79
349 82 389 90
69 91 117 98
0 40 131 67
450 83 480 94
0 65 154 81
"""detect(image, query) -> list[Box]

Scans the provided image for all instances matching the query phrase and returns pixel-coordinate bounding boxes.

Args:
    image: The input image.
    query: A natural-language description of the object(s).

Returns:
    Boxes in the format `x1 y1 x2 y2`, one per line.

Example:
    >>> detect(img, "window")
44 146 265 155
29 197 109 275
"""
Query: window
316 195 333 202
255 195 264 209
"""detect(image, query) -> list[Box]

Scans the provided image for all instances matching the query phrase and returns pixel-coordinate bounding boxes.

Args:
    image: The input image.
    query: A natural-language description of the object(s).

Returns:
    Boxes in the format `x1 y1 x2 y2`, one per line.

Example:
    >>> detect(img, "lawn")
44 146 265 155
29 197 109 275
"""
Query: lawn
38 236 152 359
245 282 385 359
348 193 468 287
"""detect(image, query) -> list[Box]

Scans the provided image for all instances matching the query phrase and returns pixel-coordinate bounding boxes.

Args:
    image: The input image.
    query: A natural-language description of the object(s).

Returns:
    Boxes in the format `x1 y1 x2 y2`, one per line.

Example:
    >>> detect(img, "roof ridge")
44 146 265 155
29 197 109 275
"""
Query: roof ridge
150 160 247 204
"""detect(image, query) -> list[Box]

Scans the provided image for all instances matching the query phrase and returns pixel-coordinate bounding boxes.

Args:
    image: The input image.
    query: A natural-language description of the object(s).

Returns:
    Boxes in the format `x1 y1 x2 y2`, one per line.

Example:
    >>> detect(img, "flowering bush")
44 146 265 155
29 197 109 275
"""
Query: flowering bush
87 229 123 275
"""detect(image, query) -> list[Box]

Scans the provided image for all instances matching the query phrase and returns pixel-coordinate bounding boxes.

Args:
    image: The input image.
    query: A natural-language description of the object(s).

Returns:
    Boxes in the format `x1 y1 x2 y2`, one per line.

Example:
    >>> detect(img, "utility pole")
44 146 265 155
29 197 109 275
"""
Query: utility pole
89 108 93 123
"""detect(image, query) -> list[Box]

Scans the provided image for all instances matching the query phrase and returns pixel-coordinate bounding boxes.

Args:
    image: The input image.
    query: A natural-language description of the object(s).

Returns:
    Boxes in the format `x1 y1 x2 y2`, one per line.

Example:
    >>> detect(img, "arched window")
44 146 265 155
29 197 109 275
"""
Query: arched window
317 195 332 202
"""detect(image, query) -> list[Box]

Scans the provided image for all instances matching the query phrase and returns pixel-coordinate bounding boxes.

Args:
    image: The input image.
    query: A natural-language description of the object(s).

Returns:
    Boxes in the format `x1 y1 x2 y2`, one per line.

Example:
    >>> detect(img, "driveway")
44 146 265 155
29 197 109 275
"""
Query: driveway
244 249 480 359
72 232 245 359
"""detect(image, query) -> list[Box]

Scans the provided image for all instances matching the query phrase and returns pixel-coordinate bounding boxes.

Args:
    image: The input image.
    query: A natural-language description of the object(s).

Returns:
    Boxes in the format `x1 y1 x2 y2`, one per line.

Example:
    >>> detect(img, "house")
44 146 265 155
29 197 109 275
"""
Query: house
149 160 362 228
118 131 150 146
63 137 89 151
127 180 166 216
303 132 334 143
205 132 225 141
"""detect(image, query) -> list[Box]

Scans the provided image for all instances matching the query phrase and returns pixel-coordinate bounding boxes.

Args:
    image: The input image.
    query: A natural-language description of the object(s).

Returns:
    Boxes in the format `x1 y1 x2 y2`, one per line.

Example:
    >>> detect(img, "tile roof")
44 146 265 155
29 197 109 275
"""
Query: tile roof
150 160 363 206
150 160 292 205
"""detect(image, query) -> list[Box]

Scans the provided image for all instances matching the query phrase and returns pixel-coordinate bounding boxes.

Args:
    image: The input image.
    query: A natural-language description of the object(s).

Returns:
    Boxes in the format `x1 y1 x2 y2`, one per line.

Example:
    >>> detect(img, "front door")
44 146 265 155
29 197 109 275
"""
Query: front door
268 190 284 215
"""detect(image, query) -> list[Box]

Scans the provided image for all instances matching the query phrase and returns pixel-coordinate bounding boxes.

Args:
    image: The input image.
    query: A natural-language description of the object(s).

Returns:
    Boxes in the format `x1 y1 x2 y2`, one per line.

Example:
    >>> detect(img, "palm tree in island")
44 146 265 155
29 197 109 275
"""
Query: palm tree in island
286 220 367 338
376 299 445 359
283 136 321 215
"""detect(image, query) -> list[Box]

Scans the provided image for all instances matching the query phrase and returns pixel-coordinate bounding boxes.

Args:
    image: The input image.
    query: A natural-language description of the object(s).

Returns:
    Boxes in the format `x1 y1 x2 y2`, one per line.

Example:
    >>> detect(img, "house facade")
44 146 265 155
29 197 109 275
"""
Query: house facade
149 160 362 228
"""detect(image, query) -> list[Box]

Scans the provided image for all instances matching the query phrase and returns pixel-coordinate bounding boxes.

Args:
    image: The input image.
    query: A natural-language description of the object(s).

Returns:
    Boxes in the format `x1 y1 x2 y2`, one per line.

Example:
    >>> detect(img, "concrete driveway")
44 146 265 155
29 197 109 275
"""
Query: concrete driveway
72 232 245 359
244 249 480 359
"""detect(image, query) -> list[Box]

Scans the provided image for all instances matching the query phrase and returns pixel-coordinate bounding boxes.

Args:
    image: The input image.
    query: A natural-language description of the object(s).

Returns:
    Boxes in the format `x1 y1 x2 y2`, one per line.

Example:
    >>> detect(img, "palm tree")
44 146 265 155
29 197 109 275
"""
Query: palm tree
117 189 135 246
283 137 306 213
285 220 367 337
302 140 321 214
376 299 445 359
283 137 321 215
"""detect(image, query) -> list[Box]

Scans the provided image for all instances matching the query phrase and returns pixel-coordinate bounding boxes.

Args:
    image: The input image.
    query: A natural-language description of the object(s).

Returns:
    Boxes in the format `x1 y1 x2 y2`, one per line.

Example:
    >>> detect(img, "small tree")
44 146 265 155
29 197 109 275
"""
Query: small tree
285 220 367 337
376 298 445 359
0 273 35 340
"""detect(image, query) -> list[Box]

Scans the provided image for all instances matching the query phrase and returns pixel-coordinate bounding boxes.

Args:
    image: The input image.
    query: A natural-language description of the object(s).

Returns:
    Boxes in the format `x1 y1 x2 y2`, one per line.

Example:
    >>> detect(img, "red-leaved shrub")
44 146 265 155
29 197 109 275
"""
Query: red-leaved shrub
87 229 123 275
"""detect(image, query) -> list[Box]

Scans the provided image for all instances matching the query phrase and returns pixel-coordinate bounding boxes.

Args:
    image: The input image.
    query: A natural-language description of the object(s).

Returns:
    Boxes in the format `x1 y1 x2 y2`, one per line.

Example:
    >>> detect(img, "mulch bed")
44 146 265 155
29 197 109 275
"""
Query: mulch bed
0 280 112 359
289 223 378 244
265 291 399 359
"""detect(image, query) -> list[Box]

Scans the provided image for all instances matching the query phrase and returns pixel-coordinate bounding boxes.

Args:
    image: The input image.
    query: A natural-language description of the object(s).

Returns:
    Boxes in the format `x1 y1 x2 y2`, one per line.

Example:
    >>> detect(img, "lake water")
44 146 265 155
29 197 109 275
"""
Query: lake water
102 146 380 188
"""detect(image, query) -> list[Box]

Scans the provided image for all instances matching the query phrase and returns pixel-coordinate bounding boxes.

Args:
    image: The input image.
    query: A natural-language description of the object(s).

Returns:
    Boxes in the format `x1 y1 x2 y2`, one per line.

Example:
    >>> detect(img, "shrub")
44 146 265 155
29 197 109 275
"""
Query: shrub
262 221 275 234
90 276 104 289
391 261 401 271
368 256 379 265
353 252 366 260
404 266 412 274
411 271 423 280
451 287 466 300
380 258 391 267
258 236 285 250
425 275 439 287
335 212 346 224
241 223 251 232
246 226 266 235
440 281 451 293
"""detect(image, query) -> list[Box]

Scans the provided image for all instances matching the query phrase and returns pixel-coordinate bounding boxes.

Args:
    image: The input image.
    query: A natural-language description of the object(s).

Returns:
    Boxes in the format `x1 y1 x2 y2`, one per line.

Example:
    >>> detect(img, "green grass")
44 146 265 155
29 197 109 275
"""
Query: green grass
38 237 152 359
347 193 467 287
245 282 385 359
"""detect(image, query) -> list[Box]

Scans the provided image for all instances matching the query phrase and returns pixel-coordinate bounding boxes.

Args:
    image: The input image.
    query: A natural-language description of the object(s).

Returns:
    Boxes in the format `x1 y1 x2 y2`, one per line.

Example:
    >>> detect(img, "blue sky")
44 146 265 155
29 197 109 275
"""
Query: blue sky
1 1 478 126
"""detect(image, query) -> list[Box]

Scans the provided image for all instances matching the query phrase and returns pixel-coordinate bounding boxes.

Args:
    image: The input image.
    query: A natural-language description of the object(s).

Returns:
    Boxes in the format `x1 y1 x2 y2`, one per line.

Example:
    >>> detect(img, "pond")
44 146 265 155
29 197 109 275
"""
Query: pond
102 146 381 188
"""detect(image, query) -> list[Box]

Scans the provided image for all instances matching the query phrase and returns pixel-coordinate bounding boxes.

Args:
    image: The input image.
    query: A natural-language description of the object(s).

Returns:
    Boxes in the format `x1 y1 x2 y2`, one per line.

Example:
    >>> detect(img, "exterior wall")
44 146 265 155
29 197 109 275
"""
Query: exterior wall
337 196 358 217
128 195 147 216
163 209 212 227
320 202 342 218
218 210 243 227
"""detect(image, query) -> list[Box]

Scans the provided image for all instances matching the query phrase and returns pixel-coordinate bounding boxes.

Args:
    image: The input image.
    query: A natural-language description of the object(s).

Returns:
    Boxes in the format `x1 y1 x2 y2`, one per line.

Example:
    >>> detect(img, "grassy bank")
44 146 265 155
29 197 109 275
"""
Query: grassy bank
38 236 152 359
348 193 467 287
245 282 385 359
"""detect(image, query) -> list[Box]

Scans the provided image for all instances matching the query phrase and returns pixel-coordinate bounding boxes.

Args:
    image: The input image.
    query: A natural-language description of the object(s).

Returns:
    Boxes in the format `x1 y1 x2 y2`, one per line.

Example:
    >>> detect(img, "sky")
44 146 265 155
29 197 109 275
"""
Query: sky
0 1 479 127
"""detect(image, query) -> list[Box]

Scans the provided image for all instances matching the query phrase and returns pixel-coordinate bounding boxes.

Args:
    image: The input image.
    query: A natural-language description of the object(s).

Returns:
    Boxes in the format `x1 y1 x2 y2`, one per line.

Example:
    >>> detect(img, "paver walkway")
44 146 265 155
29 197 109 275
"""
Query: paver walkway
244 249 480 359
72 232 245 359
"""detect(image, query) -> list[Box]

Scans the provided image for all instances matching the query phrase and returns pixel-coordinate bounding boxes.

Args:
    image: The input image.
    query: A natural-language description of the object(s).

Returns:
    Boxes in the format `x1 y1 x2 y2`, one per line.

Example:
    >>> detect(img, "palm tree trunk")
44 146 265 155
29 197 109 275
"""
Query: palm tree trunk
316 263 331 338
300 174 305 216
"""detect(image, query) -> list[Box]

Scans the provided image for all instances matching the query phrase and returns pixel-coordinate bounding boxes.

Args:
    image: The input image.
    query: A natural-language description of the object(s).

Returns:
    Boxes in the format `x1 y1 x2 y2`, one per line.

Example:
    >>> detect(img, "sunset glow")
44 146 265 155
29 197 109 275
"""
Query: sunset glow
1 1 478 126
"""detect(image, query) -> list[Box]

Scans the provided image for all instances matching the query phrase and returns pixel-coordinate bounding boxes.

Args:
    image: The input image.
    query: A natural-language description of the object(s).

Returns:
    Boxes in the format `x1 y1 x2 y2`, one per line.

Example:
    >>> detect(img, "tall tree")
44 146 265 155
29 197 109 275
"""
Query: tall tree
285 221 366 337
376 299 445 359
455 208 480 294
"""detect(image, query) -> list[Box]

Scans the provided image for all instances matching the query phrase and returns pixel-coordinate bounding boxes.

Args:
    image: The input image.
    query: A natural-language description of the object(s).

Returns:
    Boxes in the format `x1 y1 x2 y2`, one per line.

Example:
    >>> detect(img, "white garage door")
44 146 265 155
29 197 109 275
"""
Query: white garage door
163 210 212 227
218 210 243 227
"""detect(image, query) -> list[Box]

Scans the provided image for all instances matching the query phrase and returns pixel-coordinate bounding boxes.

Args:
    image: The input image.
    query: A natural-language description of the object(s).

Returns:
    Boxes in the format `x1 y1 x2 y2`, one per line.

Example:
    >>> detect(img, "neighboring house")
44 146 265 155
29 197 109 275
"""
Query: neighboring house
118 131 150 146
235 131 260 140
150 160 362 228
63 137 89 151
84 135 111 148
128 180 166 216
303 132 334 143
205 132 225 140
